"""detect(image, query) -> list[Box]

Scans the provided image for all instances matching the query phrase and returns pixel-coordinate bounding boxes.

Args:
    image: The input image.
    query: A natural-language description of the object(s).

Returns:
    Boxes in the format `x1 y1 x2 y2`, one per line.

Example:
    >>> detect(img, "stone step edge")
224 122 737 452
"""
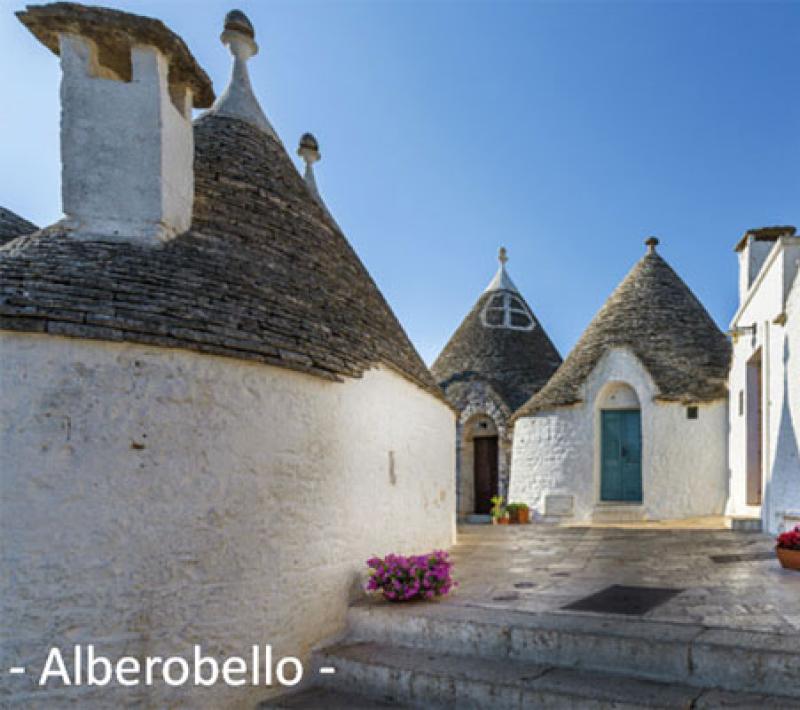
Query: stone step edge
349 600 800 651
307 641 798 710
346 602 800 698
260 687 413 709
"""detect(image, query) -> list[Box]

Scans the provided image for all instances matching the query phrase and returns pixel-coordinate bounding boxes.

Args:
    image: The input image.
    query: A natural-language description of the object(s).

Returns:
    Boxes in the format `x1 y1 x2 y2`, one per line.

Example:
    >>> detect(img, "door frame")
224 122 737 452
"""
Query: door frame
745 348 763 506
472 434 499 515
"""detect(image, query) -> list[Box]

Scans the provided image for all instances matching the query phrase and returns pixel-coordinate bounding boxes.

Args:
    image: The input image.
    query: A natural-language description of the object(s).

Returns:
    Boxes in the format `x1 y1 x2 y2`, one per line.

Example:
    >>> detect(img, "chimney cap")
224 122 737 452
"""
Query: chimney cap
16 2 215 108
645 236 659 253
734 225 797 253
224 9 254 38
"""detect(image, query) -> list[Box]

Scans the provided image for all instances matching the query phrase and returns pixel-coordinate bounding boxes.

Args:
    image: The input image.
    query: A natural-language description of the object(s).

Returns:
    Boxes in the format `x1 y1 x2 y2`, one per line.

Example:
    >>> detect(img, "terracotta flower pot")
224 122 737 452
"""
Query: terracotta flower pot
777 546 800 571
497 516 509 525
505 507 530 524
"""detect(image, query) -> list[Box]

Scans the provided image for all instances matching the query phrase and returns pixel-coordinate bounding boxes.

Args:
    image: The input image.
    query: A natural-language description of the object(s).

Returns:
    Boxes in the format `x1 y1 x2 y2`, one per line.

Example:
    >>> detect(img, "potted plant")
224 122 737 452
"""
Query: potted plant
365 551 456 602
490 495 509 525
507 502 531 525
776 525 800 571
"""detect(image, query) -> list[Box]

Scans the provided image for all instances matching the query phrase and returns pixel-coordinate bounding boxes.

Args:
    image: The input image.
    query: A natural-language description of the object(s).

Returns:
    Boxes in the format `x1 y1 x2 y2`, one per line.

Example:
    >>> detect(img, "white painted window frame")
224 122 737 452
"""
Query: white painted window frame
481 293 536 331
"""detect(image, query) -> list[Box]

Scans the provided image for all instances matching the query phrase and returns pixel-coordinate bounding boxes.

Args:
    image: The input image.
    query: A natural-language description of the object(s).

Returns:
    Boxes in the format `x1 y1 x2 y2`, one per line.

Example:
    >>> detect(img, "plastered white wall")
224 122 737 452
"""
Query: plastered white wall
0 332 455 708
509 347 728 522
777 278 800 529
60 35 193 242
728 239 800 533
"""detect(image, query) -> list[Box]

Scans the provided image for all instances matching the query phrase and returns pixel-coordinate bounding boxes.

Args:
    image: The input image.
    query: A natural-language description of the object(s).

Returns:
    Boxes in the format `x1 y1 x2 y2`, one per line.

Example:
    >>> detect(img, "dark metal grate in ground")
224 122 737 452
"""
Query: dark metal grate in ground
562 585 684 615
709 551 775 564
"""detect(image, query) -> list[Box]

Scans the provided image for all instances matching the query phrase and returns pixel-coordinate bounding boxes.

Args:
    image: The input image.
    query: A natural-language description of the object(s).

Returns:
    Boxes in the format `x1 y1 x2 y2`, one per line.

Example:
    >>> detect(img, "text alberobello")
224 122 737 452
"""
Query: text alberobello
38 645 303 687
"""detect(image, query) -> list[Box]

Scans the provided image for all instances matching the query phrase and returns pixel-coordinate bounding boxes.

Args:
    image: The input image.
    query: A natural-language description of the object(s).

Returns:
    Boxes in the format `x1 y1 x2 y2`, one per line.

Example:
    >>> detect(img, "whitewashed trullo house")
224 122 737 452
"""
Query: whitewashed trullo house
508 238 732 524
0 5 454 707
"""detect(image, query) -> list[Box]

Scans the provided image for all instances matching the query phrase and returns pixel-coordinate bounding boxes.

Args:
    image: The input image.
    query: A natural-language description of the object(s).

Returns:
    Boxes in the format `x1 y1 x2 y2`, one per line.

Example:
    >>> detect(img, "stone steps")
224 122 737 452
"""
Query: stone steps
264 602 800 708
317 641 713 708
268 641 798 709
346 603 800 697
590 504 646 523
729 516 763 532
262 686 414 709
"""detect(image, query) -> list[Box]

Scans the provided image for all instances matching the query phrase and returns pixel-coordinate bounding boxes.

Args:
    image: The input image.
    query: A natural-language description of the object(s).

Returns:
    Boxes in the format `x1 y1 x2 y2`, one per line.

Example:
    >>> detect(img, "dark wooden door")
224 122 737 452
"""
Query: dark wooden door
473 436 498 514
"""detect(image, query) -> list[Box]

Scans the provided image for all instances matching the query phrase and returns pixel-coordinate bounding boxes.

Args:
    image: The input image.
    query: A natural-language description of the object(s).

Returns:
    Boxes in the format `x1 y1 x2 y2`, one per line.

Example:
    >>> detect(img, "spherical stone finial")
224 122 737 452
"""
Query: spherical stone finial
297 132 321 165
645 236 659 253
224 10 254 39
498 246 509 265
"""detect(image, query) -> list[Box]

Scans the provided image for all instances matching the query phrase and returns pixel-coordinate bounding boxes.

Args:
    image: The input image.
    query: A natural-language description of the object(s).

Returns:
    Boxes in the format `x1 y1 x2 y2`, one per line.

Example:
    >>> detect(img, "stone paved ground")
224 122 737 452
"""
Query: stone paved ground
444 525 800 633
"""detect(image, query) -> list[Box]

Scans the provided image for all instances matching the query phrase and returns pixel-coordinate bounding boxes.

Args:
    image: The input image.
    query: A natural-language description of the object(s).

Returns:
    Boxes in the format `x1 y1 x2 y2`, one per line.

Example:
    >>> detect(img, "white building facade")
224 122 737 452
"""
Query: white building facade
727 227 800 534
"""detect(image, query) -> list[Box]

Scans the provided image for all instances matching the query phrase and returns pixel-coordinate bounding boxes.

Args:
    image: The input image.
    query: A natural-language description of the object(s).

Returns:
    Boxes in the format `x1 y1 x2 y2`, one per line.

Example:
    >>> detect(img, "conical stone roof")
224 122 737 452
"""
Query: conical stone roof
514 240 731 418
0 10 443 402
432 249 562 412
0 207 37 246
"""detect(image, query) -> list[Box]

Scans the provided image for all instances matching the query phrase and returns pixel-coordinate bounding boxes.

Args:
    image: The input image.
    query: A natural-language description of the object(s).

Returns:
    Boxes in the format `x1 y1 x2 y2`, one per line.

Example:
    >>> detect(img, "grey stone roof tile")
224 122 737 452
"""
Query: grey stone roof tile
0 207 37 245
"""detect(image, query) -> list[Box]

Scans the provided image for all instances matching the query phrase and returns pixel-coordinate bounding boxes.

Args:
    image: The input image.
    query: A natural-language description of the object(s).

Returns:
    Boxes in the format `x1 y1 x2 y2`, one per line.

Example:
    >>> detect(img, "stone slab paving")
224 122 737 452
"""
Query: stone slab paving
445 525 800 634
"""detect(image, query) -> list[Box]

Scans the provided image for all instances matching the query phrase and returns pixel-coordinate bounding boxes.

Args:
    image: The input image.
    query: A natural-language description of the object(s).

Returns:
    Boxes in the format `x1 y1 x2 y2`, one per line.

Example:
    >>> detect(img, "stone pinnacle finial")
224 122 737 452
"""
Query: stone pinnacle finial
203 9 276 137
224 9 254 38
298 133 322 203
484 246 519 293
298 133 320 165
645 236 659 253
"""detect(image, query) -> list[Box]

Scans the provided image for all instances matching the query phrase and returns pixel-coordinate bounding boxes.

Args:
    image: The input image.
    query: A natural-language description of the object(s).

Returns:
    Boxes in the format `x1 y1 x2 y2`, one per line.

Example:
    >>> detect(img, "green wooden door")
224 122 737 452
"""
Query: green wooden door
601 409 642 502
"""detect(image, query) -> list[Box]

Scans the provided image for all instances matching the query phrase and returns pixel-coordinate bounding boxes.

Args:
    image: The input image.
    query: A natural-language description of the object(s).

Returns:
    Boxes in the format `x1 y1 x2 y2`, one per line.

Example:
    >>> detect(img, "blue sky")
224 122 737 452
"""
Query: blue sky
2 0 798 365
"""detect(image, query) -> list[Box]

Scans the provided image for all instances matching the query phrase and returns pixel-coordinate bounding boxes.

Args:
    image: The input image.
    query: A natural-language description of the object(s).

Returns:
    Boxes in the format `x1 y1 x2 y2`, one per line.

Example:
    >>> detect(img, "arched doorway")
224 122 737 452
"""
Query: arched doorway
460 414 499 514
598 382 642 503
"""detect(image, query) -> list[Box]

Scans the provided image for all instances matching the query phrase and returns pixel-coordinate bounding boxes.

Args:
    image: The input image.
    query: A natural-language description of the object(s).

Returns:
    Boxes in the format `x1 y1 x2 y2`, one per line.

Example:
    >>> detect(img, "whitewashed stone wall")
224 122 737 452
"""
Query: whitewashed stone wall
727 238 800 533
0 332 455 708
509 347 728 522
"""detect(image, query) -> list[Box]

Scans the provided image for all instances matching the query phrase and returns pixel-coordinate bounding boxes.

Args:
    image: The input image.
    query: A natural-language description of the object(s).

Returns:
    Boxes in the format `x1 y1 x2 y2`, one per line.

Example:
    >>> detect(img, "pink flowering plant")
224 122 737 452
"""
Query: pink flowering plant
366 550 456 602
